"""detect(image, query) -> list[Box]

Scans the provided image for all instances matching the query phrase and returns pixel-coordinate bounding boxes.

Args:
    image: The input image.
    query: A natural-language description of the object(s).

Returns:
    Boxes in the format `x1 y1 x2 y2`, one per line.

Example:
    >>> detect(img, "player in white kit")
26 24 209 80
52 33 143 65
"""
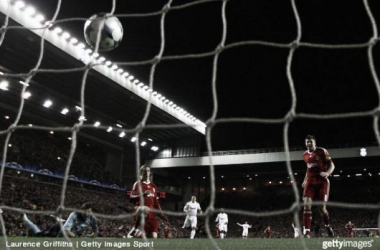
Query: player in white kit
182 196 202 239
292 223 300 238
237 221 252 239
215 208 228 239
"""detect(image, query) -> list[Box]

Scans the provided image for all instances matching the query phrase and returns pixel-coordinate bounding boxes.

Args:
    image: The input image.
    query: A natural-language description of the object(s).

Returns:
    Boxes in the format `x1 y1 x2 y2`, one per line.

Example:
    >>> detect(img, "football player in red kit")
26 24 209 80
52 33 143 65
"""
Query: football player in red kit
127 165 167 238
163 225 170 238
264 226 272 238
302 135 335 238
345 221 355 237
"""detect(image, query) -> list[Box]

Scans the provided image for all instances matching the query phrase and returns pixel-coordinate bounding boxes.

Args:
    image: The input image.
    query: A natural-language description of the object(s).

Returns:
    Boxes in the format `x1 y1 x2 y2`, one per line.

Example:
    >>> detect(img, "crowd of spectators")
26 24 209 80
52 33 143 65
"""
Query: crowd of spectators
2 129 121 187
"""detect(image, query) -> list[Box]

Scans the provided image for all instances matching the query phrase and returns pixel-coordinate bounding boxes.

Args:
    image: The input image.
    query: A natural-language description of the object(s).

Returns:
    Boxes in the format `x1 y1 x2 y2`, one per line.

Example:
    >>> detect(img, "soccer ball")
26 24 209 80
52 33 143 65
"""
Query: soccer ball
84 13 123 51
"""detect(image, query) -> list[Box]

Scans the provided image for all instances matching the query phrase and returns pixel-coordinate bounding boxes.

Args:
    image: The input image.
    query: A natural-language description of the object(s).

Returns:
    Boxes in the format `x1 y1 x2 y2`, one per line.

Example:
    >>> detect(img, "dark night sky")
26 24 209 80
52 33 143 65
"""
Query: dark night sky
2 0 380 151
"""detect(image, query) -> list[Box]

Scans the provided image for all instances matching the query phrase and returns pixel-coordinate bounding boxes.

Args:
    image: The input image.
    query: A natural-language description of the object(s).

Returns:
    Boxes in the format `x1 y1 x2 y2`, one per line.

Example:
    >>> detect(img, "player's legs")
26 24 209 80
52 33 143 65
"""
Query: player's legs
190 216 197 239
320 203 334 237
318 181 334 237
127 207 142 238
294 230 299 238
190 229 196 239
127 226 136 238
38 222 61 237
303 196 313 237
129 213 158 239
303 181 316 238
242 231 248 239
219 224 226 239
127 215 142 238
182 216 190 229
145 213 158 239
127 224 142 238
22 214 41 236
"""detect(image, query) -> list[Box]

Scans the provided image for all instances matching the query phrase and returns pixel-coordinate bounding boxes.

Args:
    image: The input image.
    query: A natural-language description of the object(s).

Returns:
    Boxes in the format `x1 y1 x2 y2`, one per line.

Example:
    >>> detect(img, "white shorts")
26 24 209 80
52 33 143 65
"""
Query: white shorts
218 223 227 232
242 230 248 237
183 215 197 228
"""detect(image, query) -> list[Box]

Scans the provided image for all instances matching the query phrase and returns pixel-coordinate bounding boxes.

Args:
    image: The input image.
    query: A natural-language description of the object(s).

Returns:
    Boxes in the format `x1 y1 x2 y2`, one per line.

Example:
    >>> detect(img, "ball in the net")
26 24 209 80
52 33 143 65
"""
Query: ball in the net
84 13 123 51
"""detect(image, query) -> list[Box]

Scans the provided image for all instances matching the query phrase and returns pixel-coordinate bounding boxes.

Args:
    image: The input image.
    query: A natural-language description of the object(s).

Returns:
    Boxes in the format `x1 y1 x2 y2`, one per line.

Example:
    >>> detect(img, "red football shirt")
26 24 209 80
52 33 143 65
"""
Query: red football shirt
164 228 170 238
130 180 159 209
303 147 333 178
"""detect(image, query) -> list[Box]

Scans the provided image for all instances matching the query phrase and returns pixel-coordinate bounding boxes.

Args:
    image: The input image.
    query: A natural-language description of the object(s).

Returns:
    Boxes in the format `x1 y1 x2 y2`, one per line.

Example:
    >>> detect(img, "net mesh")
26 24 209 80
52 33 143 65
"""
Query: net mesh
1 0 380 249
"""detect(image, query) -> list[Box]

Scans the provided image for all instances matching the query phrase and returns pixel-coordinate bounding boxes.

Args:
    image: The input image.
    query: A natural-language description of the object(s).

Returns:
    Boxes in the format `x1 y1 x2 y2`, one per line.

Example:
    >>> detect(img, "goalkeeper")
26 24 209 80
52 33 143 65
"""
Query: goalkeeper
23 202 98 237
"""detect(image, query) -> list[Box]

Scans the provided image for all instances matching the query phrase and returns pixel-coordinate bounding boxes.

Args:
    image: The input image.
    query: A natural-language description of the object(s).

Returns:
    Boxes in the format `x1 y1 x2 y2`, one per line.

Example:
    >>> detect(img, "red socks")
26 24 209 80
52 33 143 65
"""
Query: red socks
323 211 330 227
303 209 312 234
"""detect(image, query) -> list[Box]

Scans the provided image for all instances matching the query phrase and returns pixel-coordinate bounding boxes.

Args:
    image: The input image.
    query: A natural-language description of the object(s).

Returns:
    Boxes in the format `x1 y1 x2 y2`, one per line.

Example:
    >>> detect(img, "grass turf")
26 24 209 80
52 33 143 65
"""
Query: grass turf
0 237 379 250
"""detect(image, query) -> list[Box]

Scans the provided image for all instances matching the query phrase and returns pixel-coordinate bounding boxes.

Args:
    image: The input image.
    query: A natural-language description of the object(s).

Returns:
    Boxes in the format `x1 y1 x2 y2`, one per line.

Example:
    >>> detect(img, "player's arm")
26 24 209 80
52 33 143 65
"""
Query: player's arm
63 212 77 237
89 217 99 237
129 182 141 200
215 214 219 223
154 190 169 223
236 223 242 227
183 203 189 213
320 153 335 177
327 160 335 175
302 172 307 188
198 204 203 214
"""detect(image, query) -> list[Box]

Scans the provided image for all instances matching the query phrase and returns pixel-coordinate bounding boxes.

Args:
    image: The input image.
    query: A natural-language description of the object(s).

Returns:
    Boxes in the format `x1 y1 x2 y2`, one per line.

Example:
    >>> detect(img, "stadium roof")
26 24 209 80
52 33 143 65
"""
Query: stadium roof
1 0 380 152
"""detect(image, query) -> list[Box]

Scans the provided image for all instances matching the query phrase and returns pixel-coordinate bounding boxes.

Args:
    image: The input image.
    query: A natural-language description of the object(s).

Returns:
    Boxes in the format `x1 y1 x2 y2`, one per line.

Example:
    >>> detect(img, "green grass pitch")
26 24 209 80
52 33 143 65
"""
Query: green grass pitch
0 237 379 250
